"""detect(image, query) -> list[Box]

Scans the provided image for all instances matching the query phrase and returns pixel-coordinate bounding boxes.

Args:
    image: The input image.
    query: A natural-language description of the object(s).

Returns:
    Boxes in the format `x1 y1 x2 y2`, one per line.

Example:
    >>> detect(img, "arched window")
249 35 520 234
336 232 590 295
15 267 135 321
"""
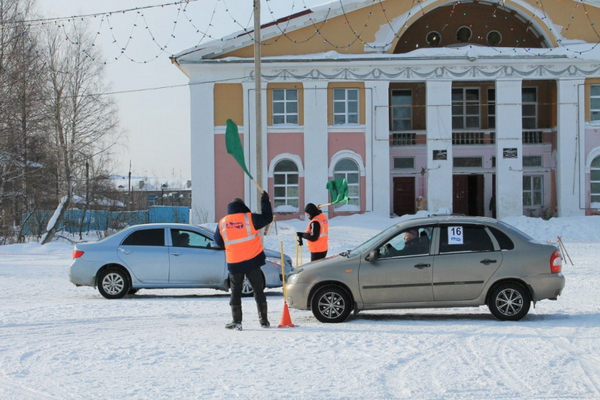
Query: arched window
333 158 360 209
273 160 299 211
591 156 600 205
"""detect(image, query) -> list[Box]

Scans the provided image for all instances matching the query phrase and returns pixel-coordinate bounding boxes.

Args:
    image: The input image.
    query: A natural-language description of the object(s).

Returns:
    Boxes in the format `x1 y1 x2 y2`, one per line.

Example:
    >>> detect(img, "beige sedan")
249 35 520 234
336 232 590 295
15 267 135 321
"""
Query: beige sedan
285 215 565 322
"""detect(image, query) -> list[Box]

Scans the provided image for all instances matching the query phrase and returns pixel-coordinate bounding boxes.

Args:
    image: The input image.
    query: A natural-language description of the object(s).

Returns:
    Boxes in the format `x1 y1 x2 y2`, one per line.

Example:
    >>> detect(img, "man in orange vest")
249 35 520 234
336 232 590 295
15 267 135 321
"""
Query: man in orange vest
214 191 273 330
296 203 329 261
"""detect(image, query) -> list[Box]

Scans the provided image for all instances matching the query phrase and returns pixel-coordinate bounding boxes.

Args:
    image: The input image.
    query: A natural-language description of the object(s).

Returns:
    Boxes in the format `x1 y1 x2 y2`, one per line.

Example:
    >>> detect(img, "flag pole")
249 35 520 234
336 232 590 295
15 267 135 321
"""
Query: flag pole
254 0 263 207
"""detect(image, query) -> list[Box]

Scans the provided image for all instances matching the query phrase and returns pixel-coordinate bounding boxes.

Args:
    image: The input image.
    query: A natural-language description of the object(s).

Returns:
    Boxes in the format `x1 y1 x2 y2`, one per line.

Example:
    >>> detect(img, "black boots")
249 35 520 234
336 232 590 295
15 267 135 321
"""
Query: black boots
258 302 270 328
225 303 269 329
225 305 243 331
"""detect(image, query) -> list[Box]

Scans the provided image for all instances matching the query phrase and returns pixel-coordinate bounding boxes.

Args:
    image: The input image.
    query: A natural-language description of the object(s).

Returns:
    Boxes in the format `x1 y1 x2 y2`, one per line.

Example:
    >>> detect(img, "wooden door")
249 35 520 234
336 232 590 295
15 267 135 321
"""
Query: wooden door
393 177 415 216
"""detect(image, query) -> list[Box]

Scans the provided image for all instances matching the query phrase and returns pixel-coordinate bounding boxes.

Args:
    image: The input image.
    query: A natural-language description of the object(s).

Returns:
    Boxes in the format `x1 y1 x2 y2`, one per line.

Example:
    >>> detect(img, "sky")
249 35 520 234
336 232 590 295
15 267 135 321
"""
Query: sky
1 212 599 398
36 0 327 180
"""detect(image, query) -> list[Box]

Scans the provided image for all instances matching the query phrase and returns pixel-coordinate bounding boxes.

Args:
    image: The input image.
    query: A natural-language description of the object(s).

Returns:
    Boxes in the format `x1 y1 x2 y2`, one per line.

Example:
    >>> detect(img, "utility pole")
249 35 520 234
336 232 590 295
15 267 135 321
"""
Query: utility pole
254 0 263 208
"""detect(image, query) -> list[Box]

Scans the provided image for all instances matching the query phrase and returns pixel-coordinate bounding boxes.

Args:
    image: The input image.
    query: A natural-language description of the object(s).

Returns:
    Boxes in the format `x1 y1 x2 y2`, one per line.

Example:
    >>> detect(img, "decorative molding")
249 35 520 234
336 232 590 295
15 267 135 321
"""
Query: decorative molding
248 64 600 82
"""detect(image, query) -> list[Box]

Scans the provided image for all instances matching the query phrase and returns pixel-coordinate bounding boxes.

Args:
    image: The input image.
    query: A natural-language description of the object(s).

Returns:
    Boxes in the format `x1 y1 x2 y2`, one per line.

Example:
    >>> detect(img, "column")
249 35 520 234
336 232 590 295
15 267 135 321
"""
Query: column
495 78 523 218
556 77 585 217
190 82 215 224
303 81 330 208
426 80 453 213
242 81 268 209
365 80 391 216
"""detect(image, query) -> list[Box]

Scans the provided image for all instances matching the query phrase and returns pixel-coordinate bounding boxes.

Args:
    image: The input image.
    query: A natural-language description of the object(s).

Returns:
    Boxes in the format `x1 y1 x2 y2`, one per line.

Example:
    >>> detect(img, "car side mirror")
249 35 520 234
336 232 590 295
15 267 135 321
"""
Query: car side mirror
367 249 379 262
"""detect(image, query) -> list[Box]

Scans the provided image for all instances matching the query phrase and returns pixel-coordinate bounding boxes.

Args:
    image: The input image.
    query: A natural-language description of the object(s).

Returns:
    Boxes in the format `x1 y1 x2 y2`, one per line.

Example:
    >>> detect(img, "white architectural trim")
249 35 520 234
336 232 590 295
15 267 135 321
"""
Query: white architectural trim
267 153 305 178
329 150 366 176
586 147 600 171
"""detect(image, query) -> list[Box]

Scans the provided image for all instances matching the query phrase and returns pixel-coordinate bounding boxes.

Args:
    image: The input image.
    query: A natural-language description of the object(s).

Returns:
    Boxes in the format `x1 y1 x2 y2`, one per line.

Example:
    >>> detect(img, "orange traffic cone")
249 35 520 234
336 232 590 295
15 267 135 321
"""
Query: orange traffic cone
278 302 296 328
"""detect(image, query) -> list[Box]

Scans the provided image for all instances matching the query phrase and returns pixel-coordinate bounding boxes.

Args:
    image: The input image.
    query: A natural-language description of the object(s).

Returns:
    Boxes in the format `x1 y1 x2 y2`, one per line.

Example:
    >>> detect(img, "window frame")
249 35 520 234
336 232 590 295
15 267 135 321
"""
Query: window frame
273 159 299 211
591 85 600 122
333 158 360 209
333 88 359 125
272 88 299 125
390 89 413 131
452 87 481 129
523 175 543 207
522 87 538 129
591 156 600 204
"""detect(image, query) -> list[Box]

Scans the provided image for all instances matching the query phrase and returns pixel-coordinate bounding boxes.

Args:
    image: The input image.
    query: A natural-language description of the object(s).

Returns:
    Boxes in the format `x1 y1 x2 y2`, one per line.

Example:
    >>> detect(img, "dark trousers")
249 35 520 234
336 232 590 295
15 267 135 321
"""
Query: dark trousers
229 267 266 306
311 251 328 262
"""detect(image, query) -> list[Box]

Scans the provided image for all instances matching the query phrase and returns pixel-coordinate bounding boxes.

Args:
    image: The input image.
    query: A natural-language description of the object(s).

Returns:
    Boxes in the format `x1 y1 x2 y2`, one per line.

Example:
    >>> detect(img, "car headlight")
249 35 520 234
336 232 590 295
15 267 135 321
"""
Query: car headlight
266 256 283 268
287 272 299 284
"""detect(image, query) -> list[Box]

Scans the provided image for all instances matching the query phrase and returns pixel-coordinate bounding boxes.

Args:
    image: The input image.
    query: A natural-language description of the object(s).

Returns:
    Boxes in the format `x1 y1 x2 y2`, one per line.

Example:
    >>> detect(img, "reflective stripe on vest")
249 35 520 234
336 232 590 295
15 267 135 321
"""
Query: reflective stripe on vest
306 213 328 253
220 213 263 263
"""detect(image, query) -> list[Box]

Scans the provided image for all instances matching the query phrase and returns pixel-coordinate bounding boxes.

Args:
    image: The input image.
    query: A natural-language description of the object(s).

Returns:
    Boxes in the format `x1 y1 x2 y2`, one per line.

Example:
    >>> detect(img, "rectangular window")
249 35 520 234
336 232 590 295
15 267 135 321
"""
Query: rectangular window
591 85 600 122
487 88 495 129
523 156 542 167
390 89 412 131
272 89 298 125
393 157 415 169
452 88 480 129
523 175 543 207
522 87 537 129
333 88 359 125
453 157 483 168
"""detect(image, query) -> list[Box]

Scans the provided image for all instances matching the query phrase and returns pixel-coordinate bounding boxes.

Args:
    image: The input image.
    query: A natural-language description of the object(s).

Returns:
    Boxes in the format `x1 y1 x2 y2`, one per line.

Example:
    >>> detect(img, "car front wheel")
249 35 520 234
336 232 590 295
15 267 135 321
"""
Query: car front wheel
98 268 130 299
488 282 531 321
311 286 352 323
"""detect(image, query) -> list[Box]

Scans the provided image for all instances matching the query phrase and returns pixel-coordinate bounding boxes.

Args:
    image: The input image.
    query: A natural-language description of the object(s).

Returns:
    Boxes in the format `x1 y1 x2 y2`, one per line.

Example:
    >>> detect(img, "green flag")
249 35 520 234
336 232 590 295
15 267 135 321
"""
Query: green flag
225 119 253 179
326 179 348 204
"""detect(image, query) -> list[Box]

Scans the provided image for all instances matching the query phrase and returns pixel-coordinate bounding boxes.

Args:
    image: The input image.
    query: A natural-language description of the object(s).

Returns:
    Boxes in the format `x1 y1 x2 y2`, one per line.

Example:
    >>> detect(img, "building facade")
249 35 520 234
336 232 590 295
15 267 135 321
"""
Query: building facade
172 0 600 223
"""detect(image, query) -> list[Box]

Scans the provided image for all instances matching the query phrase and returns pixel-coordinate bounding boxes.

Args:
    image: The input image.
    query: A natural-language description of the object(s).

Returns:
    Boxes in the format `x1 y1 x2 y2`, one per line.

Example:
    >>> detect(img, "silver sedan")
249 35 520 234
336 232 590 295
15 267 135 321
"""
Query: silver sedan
69 223 292 299
285 215 565 322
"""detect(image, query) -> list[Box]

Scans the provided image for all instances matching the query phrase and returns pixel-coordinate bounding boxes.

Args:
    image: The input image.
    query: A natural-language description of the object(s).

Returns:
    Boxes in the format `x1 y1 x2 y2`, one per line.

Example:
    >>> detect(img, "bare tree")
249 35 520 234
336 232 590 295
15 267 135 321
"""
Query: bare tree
0 0 47 241
40 21 119 244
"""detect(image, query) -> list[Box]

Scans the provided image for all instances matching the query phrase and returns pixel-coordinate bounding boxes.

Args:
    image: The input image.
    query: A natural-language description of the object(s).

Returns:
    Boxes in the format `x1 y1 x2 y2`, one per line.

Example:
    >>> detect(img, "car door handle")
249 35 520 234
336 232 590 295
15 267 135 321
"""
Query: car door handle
171 252 183 257
414 263 431 269
118 248 131 255
480 259 497 265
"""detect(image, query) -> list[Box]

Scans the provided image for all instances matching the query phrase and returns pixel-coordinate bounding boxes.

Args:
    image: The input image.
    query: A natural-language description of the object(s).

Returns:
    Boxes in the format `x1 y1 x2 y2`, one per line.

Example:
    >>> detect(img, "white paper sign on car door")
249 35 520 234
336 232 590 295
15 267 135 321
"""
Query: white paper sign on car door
448 226 463 245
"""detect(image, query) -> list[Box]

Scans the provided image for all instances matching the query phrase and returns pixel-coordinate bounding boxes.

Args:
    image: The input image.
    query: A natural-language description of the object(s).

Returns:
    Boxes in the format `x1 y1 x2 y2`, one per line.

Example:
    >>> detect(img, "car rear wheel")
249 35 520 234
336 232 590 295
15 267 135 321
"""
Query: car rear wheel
311 286 352 323
488 282 531 321
98 268 130 299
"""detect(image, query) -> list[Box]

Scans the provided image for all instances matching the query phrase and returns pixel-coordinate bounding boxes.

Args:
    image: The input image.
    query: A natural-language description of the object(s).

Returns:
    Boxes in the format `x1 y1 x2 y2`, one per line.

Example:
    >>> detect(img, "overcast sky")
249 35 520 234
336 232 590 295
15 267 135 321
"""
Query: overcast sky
36 0 327 180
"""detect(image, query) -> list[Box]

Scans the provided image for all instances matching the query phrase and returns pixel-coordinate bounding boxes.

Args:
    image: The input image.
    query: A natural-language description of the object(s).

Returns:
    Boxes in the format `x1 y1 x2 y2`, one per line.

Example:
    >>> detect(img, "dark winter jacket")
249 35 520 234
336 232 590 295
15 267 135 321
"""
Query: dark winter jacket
299 203 322 242
214 192 273 274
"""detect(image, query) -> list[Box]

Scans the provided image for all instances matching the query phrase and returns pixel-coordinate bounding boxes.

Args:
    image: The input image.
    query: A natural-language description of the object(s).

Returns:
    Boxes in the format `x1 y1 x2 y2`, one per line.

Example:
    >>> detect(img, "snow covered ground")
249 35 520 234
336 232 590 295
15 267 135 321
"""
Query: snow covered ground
1 213 599 399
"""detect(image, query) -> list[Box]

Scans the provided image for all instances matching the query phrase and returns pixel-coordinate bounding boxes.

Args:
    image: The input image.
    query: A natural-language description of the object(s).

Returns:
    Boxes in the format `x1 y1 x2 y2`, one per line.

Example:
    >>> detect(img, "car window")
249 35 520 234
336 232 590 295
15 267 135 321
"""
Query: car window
170 229 213 248
121 229 165 246
439 225 494 253
488 226 515 250
378 226 433 258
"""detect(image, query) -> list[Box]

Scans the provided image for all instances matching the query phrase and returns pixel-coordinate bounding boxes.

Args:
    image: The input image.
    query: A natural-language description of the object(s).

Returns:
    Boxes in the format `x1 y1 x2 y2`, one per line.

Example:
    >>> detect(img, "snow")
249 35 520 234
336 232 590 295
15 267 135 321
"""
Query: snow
1 213 599 399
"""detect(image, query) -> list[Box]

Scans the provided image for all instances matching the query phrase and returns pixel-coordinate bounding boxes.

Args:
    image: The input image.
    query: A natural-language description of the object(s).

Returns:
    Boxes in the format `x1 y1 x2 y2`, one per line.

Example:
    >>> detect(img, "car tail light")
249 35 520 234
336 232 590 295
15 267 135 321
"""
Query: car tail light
72 250 85 259
550 250 562 274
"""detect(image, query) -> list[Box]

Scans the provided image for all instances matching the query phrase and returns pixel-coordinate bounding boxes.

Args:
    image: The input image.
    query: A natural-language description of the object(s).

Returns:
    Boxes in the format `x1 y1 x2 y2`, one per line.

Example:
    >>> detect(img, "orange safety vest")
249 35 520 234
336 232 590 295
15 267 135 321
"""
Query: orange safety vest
219 212 263 263
306 213 328 253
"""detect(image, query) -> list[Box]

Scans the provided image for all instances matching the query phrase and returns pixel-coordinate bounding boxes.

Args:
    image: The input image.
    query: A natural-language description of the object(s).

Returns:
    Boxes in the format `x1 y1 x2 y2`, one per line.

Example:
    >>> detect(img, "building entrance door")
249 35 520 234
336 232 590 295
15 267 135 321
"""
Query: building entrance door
453 175 484 216
393 177 415 216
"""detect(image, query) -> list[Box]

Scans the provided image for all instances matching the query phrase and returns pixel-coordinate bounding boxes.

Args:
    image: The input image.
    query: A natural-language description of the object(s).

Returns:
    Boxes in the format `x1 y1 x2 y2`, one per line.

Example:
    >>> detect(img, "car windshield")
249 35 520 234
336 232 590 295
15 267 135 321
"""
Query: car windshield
347 223 400 257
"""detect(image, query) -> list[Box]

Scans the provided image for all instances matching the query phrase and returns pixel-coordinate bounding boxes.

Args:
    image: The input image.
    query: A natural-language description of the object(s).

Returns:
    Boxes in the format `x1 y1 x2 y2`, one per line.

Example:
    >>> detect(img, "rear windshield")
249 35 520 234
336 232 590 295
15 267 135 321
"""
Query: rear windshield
497 221 534 242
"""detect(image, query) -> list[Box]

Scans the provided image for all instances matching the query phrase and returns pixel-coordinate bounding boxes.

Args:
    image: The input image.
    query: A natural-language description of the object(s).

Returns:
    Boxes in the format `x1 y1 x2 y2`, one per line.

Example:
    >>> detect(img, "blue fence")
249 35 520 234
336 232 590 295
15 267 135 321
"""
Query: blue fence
22 206 190 236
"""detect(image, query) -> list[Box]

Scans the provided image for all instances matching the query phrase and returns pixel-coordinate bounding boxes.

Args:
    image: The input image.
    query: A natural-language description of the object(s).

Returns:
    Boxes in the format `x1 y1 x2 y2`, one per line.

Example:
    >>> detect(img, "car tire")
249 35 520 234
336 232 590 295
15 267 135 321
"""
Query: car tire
488 282 531 321
98 268 130 299
311 286 352 323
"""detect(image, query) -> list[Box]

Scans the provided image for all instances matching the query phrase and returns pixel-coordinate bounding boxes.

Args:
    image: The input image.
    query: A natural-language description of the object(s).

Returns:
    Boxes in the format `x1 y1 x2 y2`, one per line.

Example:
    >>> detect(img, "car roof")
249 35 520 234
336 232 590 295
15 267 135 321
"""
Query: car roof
399 215 499 226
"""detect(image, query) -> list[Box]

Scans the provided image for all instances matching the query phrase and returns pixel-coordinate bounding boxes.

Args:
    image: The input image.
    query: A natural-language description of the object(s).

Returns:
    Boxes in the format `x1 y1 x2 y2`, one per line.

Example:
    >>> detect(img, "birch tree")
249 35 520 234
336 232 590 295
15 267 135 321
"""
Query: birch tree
40 21 119 244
